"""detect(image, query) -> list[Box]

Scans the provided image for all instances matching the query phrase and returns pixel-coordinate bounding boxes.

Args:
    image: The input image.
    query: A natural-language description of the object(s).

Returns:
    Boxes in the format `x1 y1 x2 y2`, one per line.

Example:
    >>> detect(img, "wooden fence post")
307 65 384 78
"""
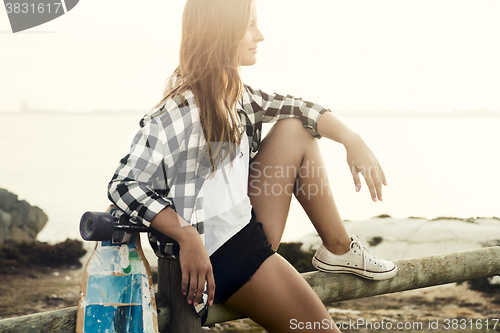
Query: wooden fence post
158 257 201 333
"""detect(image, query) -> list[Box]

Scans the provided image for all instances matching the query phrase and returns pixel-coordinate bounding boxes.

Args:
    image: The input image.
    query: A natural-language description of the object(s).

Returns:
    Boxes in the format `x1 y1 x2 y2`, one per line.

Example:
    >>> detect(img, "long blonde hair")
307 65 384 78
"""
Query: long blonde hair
155 0 253 171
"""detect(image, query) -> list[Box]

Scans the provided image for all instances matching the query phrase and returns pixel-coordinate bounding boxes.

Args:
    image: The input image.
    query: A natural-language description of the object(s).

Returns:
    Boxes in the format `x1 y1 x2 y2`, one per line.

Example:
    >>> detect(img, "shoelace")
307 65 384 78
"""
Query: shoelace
349 236 382 275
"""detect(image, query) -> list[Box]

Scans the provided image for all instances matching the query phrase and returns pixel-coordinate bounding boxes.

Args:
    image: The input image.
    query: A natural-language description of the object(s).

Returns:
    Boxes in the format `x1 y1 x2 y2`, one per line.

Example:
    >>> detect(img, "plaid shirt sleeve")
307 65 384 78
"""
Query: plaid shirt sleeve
241 85 331 155
107 114 174 227
108 93 209 232
244 85 330 137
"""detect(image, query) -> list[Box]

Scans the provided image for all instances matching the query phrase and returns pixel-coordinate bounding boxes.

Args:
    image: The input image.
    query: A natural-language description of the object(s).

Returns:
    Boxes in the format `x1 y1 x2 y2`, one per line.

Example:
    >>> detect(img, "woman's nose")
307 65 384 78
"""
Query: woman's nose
255 27 265 42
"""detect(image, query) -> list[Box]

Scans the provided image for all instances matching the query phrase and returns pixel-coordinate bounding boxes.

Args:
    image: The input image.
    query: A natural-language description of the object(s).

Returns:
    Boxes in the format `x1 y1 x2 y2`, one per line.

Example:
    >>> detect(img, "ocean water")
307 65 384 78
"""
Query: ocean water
0 112 499 243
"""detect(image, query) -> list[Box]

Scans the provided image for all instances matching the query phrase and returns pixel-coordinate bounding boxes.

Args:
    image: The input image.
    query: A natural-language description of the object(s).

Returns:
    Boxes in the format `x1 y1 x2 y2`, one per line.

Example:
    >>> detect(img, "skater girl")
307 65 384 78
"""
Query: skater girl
108 0 396 331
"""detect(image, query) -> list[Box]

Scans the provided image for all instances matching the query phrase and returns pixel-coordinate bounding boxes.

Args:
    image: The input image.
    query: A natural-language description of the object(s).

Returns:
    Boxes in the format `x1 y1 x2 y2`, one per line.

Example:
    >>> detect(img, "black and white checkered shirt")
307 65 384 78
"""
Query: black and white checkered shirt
108 84 330 254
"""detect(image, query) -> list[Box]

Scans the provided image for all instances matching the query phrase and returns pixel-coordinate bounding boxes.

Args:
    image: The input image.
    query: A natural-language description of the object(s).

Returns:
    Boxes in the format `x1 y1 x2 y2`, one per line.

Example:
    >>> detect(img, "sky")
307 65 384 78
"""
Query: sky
1 0 500 113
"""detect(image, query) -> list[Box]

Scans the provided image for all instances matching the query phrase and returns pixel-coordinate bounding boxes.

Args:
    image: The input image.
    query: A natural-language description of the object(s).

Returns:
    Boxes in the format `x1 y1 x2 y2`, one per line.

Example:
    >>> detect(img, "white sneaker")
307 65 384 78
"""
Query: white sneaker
312 236 397 280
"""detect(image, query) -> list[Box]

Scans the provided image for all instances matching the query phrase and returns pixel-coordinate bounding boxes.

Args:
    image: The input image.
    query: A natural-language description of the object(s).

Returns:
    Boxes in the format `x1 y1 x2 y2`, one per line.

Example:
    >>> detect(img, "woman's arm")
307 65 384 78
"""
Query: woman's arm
108 110 215 307
108 117 174 226
244 85 386 201
317 111 387 202
151 207 215 307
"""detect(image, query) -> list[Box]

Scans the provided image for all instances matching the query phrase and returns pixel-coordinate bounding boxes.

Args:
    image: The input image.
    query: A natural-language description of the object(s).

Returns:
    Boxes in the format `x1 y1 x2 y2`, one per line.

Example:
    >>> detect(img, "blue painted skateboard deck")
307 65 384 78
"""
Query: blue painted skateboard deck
76 211 159 333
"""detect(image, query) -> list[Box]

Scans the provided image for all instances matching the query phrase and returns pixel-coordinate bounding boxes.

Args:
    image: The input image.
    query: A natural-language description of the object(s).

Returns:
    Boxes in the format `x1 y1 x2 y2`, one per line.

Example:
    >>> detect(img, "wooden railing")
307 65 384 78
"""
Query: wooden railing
1 246 499 333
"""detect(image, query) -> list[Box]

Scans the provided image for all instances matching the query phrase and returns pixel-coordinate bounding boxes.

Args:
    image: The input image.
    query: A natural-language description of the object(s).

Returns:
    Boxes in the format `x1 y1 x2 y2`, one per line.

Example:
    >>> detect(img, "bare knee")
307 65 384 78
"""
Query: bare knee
267 118 312 143
273 117 303 130
255 118 316 168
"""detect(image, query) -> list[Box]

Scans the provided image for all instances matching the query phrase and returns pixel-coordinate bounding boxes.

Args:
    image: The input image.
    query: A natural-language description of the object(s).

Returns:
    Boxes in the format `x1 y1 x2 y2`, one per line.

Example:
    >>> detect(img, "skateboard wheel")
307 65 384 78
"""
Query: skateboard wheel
80 212 116 241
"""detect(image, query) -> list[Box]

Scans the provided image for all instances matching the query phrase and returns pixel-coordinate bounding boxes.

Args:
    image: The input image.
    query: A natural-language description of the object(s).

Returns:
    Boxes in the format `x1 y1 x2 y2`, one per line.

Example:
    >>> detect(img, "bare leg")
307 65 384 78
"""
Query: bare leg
249 118 351 254
224 253 342 333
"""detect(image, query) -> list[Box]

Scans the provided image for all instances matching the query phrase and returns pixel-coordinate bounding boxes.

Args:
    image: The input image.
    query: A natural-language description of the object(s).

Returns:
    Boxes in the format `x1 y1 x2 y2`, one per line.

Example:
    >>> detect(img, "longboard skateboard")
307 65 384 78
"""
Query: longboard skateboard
76 209 159 333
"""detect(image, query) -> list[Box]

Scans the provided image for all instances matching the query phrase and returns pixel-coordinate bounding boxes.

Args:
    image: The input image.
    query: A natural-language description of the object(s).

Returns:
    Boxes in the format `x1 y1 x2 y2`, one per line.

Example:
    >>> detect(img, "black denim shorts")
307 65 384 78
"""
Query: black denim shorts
210 210 275 303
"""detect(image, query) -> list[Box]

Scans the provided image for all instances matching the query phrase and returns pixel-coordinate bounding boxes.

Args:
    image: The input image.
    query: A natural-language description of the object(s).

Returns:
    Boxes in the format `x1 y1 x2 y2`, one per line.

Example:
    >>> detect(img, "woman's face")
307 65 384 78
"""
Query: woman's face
238 1 264 66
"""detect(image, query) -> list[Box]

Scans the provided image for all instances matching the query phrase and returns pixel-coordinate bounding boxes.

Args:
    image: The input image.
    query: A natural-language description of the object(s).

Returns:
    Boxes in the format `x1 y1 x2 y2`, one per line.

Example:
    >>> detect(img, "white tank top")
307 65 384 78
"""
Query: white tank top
202 134 252 256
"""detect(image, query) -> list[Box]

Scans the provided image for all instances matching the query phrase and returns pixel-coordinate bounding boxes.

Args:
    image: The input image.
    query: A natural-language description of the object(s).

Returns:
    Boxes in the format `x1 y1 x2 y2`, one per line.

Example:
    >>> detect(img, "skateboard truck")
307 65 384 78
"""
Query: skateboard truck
80 211 151 245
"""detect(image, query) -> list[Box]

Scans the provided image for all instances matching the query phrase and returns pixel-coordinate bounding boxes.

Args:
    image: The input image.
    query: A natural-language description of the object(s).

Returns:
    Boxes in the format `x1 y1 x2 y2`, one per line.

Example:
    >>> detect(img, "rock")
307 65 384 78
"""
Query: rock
0 188 48 244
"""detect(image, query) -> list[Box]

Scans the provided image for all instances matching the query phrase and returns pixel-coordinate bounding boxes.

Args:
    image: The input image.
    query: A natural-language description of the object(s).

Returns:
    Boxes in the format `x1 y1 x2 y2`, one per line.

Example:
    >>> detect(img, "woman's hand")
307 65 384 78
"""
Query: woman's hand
151 207 215 307
177 227 216 307
344 133 387 202
317 112 387 202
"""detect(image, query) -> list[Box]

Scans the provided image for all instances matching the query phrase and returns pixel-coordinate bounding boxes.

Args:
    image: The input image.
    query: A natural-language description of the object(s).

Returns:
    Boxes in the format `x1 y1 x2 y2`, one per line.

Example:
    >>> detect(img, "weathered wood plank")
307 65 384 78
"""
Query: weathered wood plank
0 307 77 333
